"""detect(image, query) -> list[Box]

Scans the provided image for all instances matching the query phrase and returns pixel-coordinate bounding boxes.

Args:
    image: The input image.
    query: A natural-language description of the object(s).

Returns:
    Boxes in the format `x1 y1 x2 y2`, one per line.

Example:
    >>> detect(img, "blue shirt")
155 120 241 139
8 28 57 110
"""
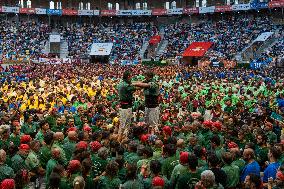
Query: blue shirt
241 161 260 182
263 162 280 183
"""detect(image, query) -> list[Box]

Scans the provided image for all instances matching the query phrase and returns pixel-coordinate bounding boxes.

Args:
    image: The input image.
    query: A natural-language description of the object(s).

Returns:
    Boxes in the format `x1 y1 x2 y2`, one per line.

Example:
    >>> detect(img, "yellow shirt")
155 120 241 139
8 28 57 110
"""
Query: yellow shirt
19 103 27 111
38 104 46 111
29 104 38 110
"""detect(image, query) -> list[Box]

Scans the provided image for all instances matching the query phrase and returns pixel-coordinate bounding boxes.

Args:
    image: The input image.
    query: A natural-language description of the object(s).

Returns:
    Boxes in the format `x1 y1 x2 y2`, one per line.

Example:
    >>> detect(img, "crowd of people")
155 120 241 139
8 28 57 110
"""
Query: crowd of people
60 22 158 62
0 62 283 189
0 14 283 66
0 20 50 61
162 15 280 62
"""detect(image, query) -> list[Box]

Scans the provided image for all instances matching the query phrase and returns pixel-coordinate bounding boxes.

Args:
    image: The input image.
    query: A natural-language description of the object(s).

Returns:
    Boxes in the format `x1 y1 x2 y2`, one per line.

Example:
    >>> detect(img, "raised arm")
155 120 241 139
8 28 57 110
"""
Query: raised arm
132 82 150 88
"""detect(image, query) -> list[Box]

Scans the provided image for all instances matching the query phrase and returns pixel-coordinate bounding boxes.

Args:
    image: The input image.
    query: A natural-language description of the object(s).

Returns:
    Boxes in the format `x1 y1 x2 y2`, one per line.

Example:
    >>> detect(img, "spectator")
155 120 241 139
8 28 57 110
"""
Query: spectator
241 148 260 183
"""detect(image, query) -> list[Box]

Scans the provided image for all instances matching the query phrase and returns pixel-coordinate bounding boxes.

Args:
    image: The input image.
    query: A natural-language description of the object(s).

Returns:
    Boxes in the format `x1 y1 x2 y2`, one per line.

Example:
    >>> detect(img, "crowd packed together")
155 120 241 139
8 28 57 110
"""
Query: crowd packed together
0 21 50 61
162 16 280 61
1 14 283 65
0 63 283 189
59 22 158 62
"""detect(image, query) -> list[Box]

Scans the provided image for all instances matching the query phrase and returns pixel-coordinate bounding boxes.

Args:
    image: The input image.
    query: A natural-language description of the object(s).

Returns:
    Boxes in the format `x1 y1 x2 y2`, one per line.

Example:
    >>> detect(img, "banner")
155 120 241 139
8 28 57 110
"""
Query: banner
251 2 268 9
232 4 251 11
62 58 82 64
215 5 232 12
20 8 36 14
2 6 19 13
152 9 167 15
199 6 215 14
93 10 100 15
38 58 63 64
49 34 61 43
149 35 162 45
183 8 199 14
167 8 183 15
183 42 213 57
35 8 46 15
47 9 62 15
254 32 274 42
101 10 117 16
116 10 151 16
78 10 94 16
62 9 78 16
269 1 284 8
90 43 113 56
0 7 2 13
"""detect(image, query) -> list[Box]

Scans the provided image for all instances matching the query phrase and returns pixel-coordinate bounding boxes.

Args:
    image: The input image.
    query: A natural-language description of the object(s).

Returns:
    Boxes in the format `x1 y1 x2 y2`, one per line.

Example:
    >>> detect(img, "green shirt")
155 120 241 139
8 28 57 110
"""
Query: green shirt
52 142 67 166
39 145 52 168
35 130 45 144
10 154 27 172
176 169 202 189
25 151 40 171
46 159 58 184
9 133 21 147
232 159 246 173
21 122 37 135
91 155 108 178
255 145 269 166
118 80 135 107
161 156 179 180
144 80 159 96
222 164 240 188
0 139 10 150
0 164 14 181
121 179 144 189
170 164 188 188
45 115 57 129
97 176 122 189
62 139 76 161
125 152 140 164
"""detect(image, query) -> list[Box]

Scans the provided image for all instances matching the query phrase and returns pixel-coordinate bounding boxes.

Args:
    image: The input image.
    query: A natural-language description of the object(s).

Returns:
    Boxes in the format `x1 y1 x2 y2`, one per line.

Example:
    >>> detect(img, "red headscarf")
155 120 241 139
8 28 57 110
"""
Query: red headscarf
67 160 81 174
0 179 15 189
152 176 165 187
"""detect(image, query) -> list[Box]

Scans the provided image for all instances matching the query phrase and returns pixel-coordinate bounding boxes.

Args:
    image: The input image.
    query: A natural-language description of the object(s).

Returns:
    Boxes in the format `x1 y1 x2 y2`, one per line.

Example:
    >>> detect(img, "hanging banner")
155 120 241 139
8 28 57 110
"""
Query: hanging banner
90 43 113 56
20 8 36 14
78 10 94 16
149 35 162 45
47 9 62 15
62 9 78 16
215 5 232 12
269 1 284 8
116 10 152 16
183 42 213 57
0 7 2 13
35 8 46 15
232 4 251 11
2 6 20 13
49 34 61 43
251 2 268 9
199 6 215 14
93 10 100 15
167 8 183 15
152 9 167 15
101 10 117 16
183 8 199 14
253 32 274 42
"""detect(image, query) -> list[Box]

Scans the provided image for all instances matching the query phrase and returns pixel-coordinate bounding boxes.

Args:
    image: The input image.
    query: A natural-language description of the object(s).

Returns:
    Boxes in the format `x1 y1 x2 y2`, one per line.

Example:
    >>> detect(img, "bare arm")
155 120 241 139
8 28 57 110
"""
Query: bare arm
132 82 150 88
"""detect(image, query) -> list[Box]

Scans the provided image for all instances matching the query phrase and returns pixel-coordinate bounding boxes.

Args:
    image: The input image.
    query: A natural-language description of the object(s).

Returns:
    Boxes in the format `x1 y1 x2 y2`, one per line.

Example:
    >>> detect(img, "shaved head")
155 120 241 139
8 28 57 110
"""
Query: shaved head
54 132 64 141
52 148 61 159
177 139 184 148
68 131 77 141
